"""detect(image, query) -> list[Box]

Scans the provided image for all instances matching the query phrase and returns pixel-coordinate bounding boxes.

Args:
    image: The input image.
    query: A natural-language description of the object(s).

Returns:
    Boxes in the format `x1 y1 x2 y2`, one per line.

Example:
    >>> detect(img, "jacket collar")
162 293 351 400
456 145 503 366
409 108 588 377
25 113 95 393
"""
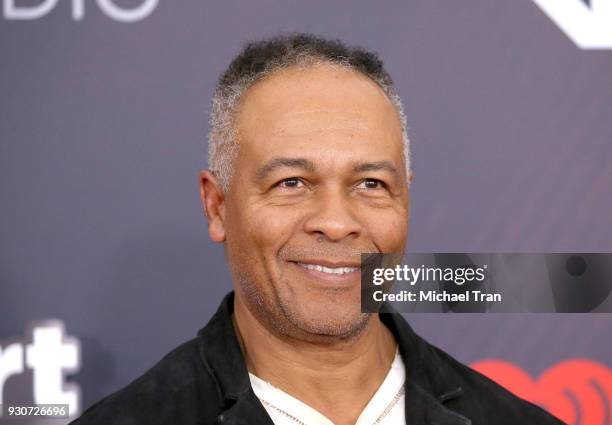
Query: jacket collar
198 292 471 425
379 308 471 424
197 292 273 425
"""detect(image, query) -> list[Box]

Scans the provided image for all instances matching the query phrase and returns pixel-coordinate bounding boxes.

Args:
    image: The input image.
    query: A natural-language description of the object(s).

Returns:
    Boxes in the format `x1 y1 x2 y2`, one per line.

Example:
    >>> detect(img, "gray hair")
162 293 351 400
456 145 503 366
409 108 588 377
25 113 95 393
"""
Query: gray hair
208 33 410 192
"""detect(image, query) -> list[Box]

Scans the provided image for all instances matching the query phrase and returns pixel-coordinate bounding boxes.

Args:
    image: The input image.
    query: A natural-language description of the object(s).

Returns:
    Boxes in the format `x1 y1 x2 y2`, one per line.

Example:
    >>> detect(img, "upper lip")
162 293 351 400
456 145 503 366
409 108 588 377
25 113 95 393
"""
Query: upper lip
291 259 361 268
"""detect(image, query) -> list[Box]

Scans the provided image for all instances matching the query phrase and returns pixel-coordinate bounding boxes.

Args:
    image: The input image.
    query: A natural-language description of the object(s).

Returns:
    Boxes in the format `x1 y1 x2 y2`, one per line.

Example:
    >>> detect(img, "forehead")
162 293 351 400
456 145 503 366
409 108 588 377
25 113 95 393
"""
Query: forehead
234 65 404 163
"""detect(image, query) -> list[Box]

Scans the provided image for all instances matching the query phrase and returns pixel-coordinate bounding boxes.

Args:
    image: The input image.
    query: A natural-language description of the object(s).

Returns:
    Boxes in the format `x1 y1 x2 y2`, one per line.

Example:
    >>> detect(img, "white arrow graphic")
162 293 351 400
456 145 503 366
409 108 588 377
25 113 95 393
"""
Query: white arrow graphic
532 0 612 49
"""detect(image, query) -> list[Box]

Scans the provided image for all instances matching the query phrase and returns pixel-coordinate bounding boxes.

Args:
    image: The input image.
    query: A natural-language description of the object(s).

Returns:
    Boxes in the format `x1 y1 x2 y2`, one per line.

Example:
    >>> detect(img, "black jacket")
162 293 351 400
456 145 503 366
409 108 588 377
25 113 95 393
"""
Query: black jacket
71 292 565 425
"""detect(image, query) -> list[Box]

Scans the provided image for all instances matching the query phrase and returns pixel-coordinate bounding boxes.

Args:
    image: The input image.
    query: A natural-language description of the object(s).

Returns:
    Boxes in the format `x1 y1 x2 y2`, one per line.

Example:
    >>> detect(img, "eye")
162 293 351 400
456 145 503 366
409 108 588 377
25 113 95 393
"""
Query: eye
357 178 387 190
275 177 305 189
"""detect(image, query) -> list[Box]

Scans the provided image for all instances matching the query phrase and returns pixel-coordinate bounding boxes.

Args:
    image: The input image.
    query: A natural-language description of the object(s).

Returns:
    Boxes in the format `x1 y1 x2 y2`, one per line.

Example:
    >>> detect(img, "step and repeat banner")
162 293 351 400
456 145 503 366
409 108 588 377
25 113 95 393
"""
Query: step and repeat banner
1 1 611 424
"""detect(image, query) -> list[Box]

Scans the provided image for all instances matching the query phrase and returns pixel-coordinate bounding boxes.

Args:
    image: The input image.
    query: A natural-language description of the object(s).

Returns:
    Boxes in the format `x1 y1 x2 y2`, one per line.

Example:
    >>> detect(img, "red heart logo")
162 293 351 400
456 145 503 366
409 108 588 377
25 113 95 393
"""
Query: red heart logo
471 359 612 425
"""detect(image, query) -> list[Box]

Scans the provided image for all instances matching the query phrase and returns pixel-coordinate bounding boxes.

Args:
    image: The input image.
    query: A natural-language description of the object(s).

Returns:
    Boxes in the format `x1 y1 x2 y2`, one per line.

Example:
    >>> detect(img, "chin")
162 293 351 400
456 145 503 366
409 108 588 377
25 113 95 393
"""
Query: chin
280 300 372 340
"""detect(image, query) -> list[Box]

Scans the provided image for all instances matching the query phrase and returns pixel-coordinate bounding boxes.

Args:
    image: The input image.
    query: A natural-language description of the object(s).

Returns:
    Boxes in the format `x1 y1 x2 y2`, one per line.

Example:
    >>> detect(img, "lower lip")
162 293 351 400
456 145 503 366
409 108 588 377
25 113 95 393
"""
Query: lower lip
290 262 361 286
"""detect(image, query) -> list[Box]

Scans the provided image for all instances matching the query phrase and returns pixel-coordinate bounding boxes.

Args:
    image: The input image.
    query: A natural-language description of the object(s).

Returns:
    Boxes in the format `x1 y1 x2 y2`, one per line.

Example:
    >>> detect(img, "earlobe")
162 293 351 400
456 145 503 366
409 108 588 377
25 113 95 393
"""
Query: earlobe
199 170 226 243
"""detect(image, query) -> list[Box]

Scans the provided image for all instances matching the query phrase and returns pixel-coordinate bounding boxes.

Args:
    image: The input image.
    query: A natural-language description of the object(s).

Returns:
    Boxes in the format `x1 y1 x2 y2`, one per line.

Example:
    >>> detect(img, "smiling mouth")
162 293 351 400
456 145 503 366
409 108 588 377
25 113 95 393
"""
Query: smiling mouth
295 262 360 275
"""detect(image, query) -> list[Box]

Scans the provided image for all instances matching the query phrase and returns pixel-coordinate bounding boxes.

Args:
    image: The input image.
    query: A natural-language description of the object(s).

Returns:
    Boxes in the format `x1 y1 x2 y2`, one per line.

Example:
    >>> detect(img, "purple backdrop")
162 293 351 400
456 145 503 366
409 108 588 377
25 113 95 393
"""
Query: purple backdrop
1 1 610 424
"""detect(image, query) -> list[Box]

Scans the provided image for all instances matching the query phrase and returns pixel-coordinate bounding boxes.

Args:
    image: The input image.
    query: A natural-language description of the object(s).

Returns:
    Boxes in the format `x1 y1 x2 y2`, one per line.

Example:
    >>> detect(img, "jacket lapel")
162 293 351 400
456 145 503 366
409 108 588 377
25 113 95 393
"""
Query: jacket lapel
198 292 273 425
217 392 275 425
403 381 471 425
380 309 472 425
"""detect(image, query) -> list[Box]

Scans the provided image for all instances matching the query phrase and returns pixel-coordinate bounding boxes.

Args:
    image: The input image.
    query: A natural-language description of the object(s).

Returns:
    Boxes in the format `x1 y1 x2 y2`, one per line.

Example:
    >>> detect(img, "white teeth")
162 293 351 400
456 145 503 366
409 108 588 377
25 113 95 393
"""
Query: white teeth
297 263 359 275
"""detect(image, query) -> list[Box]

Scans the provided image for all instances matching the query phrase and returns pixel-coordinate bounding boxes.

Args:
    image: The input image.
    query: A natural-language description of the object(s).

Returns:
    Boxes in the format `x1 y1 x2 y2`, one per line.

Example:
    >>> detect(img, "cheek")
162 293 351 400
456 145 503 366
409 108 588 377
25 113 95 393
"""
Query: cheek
228 203 301 260
365 211 408 252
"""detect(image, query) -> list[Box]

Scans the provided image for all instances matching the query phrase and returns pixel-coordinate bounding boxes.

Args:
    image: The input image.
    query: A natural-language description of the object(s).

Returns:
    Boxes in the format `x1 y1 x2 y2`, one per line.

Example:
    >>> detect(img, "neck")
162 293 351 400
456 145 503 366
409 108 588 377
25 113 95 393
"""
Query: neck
233 295 397 425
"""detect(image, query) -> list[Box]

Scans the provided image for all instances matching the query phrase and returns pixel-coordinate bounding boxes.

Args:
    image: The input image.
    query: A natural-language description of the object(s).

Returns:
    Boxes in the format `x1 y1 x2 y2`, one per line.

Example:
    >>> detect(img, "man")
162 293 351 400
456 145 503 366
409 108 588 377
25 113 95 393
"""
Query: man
71 34 564 425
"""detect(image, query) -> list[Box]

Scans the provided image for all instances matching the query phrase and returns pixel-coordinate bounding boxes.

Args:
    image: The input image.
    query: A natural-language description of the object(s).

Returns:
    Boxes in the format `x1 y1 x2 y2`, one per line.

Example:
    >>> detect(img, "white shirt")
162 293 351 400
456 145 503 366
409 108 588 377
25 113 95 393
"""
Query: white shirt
248 349 406 425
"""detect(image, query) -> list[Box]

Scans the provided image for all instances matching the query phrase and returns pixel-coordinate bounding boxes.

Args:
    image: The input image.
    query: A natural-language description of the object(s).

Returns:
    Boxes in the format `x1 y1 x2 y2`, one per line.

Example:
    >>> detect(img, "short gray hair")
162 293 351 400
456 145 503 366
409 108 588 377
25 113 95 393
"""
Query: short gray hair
208 33 410 192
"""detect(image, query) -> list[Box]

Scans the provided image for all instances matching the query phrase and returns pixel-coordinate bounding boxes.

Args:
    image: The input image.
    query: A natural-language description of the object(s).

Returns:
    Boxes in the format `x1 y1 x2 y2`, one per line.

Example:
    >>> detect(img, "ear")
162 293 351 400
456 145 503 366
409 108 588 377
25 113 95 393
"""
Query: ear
199 170 226 243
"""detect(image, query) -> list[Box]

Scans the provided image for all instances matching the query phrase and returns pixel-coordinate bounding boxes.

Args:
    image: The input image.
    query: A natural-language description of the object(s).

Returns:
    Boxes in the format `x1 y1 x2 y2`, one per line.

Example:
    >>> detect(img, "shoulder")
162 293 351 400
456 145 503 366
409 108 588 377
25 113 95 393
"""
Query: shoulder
69 338 222 425
423 340 565 425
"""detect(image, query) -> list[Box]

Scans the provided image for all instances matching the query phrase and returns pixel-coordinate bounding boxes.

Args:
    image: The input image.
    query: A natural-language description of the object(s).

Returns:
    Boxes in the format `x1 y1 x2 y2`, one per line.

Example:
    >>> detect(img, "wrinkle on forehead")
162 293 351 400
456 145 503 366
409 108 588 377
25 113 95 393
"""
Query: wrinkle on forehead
266 110 374 139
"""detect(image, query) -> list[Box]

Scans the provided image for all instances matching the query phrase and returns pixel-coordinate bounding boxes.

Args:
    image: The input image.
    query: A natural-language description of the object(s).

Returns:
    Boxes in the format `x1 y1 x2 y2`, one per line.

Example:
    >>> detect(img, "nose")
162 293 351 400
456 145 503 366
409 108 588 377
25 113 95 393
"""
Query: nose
302 188 362 242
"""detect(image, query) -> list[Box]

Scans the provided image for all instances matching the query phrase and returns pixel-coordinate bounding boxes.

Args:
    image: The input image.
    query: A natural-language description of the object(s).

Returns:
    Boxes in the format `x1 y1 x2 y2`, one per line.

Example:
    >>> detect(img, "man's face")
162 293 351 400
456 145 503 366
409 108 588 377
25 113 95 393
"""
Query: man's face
222 65 410 340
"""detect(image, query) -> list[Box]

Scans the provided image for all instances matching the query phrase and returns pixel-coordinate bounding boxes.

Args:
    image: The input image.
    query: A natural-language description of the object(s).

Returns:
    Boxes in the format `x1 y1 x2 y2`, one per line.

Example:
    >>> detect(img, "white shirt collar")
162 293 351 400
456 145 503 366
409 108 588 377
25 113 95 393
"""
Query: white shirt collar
249 348 405 425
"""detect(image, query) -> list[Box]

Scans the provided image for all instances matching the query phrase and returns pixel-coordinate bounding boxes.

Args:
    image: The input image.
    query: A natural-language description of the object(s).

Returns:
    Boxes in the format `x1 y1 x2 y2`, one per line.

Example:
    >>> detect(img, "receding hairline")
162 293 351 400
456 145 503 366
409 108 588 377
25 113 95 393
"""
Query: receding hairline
231 62 405 144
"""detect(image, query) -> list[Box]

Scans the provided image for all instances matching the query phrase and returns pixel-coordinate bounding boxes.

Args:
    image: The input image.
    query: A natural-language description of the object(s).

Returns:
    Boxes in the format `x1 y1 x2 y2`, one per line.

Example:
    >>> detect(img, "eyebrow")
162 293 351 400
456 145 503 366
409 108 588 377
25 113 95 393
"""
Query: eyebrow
256 157 316 180
353 161 399 175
